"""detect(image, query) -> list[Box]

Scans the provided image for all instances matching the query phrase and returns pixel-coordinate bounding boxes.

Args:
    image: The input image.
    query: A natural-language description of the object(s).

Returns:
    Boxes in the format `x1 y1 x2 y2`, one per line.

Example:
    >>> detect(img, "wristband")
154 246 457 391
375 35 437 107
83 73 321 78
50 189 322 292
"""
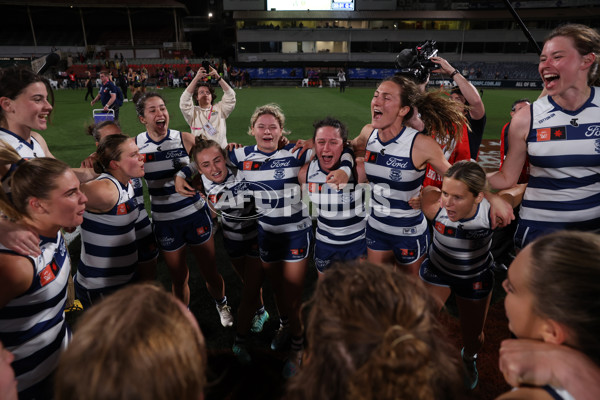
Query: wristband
450 69 461 78
216 76 222 82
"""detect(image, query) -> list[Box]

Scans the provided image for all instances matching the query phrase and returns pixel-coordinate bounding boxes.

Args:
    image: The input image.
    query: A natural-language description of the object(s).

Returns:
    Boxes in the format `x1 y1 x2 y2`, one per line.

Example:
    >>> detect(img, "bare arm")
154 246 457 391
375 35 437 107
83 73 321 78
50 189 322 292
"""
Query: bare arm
498 339 600 400
431 56 485 120
80 178 119 213
488 106 530 190
420 186 442 220
350 124 374 158
0 253 34 308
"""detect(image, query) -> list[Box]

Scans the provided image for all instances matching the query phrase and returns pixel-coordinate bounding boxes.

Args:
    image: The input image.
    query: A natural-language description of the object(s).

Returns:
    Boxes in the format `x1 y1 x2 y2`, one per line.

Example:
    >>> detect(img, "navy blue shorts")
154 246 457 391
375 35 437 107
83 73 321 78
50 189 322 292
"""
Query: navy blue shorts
366 224 429 265
258 226 313 263
135 213 159 262
313 239 367 273
153 208 213 252
419 258 494 300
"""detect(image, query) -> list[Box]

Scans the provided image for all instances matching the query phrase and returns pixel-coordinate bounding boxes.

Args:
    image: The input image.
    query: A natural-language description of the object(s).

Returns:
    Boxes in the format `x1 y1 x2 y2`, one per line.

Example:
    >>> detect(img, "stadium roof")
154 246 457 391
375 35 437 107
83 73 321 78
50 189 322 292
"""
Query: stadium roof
0 0 187 10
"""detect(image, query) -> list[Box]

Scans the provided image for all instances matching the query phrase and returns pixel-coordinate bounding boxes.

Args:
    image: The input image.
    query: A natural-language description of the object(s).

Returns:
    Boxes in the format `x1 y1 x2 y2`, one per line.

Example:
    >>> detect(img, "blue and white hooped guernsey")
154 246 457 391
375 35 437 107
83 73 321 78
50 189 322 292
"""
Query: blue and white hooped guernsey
131 177 153 241
428 199 494 279
305 153 366 246
135 129 207 222
76 173 139 292
0 233 70 396
228 143 312 234
0 128 47 194
522 88 600 231
363 126 428 236
201 167 258 242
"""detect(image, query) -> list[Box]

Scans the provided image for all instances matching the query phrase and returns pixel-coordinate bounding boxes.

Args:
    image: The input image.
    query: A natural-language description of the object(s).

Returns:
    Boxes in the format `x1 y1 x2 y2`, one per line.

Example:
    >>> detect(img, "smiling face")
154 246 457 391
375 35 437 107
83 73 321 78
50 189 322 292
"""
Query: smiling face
539 36 591 95
315 126 344 173
3 82 52 137
503 246 548 339
195 146 227 184
111 139 145 179
371 80 409 135
440 177 482 222
0 342 17 400
252 113 282 153
140 96 169 137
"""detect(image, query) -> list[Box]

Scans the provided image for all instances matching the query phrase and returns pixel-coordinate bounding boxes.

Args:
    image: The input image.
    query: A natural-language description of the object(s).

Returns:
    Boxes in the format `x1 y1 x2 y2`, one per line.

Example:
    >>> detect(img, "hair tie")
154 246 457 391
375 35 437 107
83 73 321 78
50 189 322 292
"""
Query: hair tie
15 158 27 167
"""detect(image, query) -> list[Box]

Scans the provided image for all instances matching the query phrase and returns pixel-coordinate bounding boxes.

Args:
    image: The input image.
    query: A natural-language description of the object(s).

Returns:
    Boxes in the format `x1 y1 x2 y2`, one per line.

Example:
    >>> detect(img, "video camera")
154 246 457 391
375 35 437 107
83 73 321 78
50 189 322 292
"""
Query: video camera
395 40 440 83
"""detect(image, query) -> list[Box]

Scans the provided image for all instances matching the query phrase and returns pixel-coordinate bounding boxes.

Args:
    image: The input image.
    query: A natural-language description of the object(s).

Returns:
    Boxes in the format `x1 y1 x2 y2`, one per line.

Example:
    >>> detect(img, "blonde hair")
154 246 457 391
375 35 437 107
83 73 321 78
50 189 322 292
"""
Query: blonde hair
55 284 207 400
0 140 70 221
444 160 488 196
286 261 462 400
247 103 290 136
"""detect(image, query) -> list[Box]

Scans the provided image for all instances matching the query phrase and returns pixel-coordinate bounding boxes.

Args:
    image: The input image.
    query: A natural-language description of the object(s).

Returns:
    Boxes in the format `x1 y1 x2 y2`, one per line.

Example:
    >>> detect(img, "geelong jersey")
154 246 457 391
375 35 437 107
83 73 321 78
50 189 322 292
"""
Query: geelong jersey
428 199 494 279
0 233 70 395
522 88 600 231
131 177 153 240
201 167 258 242
0 128 47 194
136 129 206 222
76 173 139 291
228 143 312 234
305 156 366 246
364 126 428 235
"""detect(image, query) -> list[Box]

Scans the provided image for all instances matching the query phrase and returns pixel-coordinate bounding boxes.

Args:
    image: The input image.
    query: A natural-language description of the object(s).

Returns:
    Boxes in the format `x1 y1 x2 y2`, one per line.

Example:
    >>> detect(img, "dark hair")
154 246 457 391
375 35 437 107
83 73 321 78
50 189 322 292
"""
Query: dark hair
86 120 121 142
380 76 466 147
194 82 217 105
312 116 349 143
510 98 530 112
0 66 54 127
135 92 165 117
0 140 69 221
528 231 600 366
444 160 487 196
93 134 131 174
545 24 600 86
286 261 462 400
191 137 225 161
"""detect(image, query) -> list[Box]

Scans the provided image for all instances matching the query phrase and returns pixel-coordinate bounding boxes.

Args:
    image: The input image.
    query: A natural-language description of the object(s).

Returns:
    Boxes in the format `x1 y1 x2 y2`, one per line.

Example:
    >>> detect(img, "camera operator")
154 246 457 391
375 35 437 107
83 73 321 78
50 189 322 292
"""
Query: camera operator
179 64 236 149
430 56 486 160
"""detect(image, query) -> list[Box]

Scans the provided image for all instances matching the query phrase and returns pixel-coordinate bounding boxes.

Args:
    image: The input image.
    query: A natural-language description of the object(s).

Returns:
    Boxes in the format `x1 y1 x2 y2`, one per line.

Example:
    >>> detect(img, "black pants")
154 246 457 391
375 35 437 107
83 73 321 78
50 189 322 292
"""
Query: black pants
85 87 94 100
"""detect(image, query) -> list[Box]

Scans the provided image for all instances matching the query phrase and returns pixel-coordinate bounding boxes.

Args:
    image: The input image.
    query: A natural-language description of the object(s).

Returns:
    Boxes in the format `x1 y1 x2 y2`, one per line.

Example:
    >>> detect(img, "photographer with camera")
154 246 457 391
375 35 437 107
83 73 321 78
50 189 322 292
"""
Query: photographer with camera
431 56 486 161
179 63 236 149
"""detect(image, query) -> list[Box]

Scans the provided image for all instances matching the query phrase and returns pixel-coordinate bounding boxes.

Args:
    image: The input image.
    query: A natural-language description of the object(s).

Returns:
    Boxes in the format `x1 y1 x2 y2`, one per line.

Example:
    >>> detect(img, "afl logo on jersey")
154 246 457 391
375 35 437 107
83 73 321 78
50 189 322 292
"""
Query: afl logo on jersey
595 139 600 153
389 169 402 182
274 168 285 179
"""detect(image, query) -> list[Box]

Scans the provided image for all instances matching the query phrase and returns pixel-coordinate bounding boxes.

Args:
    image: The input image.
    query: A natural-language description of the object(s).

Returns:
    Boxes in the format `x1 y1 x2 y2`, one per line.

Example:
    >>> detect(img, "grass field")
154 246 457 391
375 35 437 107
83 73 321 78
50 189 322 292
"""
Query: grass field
44 85 541 166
